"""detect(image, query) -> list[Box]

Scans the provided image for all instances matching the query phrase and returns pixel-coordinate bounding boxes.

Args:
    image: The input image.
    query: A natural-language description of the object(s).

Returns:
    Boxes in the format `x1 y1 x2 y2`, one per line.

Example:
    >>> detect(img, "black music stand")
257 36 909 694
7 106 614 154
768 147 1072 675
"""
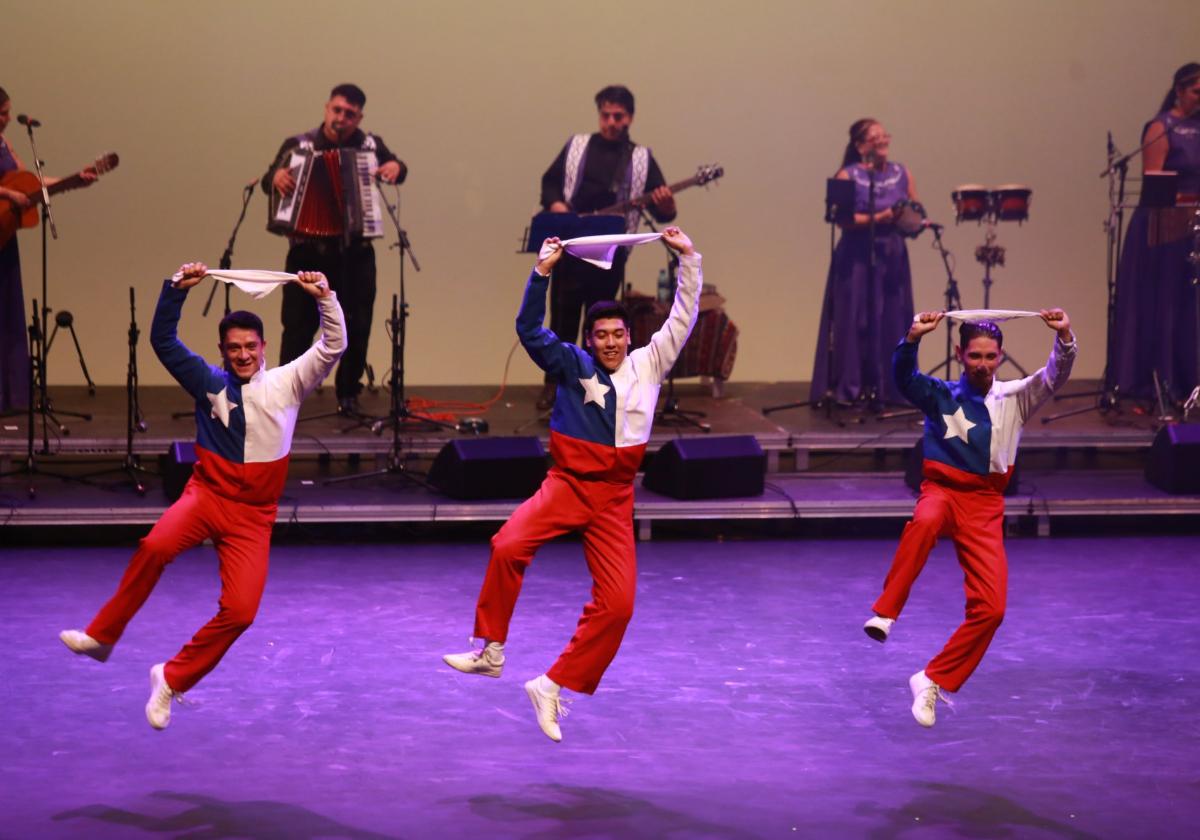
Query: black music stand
764 177 856 423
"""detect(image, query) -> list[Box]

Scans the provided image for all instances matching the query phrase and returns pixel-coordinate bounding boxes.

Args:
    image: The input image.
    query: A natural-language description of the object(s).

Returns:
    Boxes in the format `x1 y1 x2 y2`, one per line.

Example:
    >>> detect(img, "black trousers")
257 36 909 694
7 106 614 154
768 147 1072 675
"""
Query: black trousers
280 239 376 400
547 250 628 370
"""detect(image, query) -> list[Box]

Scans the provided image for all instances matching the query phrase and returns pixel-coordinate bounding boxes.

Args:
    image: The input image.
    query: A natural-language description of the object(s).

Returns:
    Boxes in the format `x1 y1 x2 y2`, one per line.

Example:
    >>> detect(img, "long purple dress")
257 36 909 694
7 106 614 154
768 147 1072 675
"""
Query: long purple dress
0 137 30 412
811 161 915 405
1112 110 1200 402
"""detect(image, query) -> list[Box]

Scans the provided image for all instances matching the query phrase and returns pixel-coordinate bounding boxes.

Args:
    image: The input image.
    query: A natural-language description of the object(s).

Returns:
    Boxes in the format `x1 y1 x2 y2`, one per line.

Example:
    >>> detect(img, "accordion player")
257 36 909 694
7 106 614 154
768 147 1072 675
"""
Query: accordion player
267 147 385 240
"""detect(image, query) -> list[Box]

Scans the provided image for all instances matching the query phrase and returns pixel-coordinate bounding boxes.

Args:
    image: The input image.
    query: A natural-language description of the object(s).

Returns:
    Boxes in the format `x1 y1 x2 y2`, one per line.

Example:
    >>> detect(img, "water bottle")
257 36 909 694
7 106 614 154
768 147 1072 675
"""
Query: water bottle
656 268 671 303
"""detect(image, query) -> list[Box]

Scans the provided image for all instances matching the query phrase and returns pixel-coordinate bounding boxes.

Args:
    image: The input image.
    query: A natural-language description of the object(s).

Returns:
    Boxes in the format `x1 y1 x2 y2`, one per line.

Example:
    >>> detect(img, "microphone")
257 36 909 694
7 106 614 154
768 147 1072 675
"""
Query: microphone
17 114 41 128
924 220 944 231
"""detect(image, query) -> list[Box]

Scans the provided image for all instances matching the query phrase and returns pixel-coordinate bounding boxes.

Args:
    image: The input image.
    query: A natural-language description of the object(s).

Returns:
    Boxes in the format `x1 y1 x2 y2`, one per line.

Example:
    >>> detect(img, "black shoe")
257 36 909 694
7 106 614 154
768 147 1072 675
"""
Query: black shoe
337 396 362 416
535 383 556 412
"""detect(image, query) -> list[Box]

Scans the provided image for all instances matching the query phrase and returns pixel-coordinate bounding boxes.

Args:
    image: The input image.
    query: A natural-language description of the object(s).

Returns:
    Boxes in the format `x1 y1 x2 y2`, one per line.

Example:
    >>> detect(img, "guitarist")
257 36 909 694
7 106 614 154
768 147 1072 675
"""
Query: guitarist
0 87 96 412
536 85 675 410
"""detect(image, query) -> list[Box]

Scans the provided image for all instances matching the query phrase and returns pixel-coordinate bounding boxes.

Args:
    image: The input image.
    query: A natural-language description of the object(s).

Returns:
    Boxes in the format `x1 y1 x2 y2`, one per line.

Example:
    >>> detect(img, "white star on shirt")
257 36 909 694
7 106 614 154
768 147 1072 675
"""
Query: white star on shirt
578 374 611 409
207 387 238 428
942 406 976 444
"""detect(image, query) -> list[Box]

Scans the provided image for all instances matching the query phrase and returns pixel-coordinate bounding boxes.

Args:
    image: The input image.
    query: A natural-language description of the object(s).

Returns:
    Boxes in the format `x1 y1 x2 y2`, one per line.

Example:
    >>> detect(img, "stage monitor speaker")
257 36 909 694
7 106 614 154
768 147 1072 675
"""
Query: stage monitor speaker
904 439 1021 497
163 441 197 502
428 437 548 501
643 435 765 500
1144 423 1200 494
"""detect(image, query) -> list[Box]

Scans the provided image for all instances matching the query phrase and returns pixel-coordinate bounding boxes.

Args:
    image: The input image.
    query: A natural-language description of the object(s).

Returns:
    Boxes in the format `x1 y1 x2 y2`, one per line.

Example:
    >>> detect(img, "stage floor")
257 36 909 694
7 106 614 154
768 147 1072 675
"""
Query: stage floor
3 537 1195 838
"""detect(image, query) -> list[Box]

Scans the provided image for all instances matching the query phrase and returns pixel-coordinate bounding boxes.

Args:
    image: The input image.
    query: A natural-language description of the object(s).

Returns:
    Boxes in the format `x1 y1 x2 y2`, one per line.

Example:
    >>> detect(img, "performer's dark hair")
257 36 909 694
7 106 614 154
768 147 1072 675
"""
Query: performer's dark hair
219 310 265 343
583 300 630 338
959 320 1003 349
330 83 366 109
0 87 8 107
841 118 879 168
595 85 635 115
1161 63 1200 112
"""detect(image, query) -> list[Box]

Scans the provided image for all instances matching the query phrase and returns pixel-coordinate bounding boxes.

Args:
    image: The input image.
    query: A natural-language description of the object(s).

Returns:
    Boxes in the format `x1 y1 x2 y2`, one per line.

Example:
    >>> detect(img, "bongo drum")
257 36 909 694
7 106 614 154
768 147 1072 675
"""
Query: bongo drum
992 185 1032 222
951 185 990 222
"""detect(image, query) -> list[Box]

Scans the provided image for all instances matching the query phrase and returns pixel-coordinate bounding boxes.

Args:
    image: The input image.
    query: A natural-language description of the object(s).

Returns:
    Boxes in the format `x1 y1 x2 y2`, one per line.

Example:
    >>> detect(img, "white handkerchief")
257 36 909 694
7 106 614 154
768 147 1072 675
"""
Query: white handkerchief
944 309 1042 323
171 269 297 299
562 232 664 269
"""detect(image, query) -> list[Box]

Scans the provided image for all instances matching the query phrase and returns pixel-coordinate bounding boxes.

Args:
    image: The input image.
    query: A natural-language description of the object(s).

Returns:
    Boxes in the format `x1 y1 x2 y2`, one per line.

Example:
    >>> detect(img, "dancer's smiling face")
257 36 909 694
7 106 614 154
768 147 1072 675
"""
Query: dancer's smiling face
957 336 1004 394
220 328 266 383
586 317 631 372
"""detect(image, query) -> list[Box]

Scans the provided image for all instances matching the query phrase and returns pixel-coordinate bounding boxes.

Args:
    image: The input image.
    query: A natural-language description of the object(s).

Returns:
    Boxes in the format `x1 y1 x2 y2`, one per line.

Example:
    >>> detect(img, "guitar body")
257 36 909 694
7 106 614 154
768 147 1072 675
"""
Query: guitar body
0 152 119 249
0 170 42 246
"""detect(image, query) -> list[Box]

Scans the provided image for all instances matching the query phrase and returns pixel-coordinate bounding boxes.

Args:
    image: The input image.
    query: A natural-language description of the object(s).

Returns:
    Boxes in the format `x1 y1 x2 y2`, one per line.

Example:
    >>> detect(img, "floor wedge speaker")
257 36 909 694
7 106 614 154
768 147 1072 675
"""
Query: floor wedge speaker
1144 423 1200 494
643 435 765 500
428 437 548 500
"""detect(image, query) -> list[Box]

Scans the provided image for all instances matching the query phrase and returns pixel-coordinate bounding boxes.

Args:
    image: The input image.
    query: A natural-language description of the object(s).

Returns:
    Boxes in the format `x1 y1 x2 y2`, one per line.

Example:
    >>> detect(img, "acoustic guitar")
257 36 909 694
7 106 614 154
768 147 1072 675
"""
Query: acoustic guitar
0 152 119 247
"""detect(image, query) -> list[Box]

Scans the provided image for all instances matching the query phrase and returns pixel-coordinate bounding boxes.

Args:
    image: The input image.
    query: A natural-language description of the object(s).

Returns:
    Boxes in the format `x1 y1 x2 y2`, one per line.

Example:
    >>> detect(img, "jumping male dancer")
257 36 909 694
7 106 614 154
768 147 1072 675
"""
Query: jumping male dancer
864 309 1075 727
444 227 700 741
61 263 344 729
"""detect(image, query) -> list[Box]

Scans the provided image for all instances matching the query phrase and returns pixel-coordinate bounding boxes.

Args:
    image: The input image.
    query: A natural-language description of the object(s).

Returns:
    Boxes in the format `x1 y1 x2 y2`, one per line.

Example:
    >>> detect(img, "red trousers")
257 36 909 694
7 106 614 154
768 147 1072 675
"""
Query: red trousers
873 475 1007 692
86 479 276 693
474 468 636 694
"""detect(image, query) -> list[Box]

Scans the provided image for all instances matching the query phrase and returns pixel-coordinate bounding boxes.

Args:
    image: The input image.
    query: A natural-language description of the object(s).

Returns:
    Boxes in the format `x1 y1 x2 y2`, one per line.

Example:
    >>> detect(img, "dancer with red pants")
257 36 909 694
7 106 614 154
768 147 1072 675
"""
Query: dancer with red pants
60 262 344 729
444 227 701 742
864 309 1075 727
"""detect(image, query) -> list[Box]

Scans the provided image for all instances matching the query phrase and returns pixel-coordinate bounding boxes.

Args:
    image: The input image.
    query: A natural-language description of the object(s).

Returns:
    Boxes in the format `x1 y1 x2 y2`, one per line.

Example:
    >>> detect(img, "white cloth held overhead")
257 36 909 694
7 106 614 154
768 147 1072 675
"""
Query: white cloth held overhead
943 309 1042 323
170 269 298 300
561 232 664 270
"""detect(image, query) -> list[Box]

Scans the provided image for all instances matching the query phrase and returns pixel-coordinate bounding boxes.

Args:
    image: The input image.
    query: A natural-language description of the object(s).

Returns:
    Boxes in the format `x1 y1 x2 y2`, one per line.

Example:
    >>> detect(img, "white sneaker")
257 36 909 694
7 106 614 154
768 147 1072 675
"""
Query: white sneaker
59 629 113 662
524 675 569 742
909 670 951 728
863 615 895 643
443 641 505 678
145 663 179 730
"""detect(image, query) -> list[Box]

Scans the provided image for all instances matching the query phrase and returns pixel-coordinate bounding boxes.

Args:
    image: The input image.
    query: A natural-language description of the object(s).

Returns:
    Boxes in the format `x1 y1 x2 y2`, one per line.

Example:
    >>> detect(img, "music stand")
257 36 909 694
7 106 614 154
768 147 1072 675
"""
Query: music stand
764 177 855 423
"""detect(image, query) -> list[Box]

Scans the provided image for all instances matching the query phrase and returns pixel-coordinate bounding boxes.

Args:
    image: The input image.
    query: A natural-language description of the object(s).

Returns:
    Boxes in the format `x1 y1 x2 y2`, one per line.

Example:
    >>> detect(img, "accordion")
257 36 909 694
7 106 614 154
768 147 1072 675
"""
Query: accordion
268 148 384 239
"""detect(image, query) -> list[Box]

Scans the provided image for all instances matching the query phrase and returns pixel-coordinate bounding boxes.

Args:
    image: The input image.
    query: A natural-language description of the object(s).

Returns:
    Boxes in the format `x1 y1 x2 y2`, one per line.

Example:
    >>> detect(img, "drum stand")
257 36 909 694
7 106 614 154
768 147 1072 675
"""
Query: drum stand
976 226 1028 376
327 186 456 491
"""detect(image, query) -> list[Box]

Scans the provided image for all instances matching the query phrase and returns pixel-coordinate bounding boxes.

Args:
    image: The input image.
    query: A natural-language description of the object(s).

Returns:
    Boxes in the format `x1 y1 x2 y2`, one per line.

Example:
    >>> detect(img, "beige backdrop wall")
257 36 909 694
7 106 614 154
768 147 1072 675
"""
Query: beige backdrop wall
6 1 1199 389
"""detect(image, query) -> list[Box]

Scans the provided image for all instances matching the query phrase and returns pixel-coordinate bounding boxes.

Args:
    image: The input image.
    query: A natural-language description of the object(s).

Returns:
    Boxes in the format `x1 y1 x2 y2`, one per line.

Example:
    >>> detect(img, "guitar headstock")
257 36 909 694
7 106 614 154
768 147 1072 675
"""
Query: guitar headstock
91 152 120 176
695 163 724 186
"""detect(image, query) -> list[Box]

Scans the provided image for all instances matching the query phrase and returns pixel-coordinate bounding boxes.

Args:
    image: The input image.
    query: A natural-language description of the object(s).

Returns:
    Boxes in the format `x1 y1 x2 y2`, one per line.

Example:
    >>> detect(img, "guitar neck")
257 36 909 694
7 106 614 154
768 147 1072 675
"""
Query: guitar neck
597 174 707 216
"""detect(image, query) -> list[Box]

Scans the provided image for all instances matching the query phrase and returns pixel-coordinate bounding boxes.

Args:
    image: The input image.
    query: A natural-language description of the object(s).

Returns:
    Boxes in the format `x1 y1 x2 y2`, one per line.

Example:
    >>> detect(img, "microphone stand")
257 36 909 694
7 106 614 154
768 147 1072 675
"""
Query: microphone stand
172 180 255 420
876 221 959 423
24 118 92 436
79 286 153 494
1042 131 1129 424
640 207 709 432
327 181 455 490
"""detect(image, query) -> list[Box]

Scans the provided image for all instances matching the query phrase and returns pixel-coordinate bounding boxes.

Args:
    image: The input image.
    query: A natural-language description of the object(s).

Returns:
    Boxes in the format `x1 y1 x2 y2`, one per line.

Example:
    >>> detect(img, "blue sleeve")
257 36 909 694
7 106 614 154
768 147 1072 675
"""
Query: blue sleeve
150 280 215 400
892 338 943 416
516 270 580 377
